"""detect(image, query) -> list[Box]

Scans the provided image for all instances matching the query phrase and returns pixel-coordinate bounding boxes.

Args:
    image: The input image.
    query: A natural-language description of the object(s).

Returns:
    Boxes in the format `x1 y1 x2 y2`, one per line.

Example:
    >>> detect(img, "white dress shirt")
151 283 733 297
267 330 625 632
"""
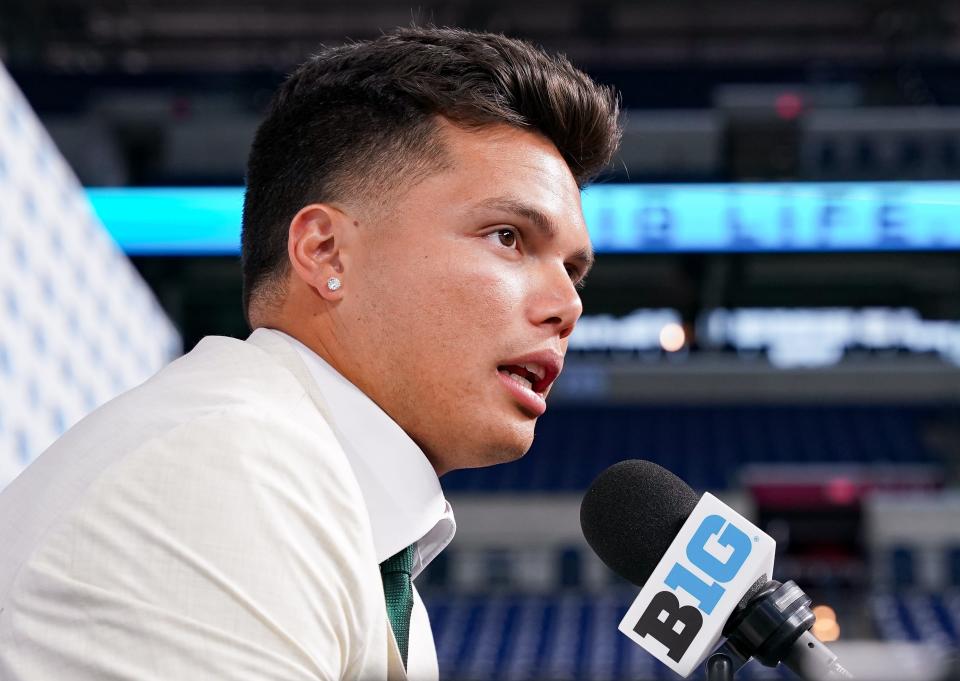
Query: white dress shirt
0 328 455 680
271 328 456 678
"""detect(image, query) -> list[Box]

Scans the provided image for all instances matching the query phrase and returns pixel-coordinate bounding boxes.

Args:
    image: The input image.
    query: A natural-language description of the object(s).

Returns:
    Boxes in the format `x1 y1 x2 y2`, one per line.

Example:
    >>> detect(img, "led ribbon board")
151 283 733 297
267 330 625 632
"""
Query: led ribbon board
86 187 244 255
87 182 960 255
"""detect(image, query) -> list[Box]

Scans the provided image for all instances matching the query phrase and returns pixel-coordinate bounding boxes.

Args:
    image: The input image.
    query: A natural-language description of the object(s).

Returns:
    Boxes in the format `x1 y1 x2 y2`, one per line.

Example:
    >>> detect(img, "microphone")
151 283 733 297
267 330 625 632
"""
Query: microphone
580 460 854 680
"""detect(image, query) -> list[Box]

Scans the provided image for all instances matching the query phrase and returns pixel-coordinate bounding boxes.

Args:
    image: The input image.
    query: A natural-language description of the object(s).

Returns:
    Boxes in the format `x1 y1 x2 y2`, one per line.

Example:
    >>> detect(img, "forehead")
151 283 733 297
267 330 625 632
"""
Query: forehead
431 120 590 241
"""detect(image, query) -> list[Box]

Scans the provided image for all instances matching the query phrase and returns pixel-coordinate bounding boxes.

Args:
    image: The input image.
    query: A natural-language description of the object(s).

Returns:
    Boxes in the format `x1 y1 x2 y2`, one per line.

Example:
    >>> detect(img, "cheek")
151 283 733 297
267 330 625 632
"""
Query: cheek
385 259 528 397
359 236 530 374
428 260 525 340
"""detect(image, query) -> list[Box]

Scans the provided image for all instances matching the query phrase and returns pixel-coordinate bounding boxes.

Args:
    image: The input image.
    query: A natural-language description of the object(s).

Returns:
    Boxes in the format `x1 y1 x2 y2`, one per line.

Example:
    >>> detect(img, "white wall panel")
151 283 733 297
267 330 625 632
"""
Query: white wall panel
0 63 180 489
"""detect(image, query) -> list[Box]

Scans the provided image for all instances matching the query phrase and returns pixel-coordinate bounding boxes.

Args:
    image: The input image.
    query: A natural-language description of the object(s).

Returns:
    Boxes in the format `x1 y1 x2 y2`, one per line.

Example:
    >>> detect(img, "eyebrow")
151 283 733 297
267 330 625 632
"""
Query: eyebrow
475 196 595 278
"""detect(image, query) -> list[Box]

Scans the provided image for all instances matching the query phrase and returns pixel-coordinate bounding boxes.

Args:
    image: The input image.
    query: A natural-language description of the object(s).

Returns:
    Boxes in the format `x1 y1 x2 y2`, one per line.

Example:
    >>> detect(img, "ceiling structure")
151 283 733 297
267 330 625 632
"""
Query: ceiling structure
2 0 958 73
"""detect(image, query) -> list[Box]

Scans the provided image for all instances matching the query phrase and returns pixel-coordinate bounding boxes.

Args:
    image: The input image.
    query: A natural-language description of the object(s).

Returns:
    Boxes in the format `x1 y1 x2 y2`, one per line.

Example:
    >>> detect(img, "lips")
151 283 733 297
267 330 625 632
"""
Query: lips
497 350 563 396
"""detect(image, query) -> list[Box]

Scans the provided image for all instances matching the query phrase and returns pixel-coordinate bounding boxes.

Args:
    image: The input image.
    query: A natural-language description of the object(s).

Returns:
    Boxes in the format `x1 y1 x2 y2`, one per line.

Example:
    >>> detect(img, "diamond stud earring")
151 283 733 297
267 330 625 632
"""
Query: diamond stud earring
326 277 342 292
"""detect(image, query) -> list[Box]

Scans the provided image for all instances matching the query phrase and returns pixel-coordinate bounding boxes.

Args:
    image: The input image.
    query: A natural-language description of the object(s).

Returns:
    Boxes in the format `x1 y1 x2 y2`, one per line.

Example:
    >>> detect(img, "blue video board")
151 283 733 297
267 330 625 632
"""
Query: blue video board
87 182 960 255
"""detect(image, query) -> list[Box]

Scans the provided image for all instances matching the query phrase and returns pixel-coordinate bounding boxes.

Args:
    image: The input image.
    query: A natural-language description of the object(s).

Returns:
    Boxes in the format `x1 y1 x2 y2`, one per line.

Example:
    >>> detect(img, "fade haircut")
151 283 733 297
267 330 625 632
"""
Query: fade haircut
241 25 621 324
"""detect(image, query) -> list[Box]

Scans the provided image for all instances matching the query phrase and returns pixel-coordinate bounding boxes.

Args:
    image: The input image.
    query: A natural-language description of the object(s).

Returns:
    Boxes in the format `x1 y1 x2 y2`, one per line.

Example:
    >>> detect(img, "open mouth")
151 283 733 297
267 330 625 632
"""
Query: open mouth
496 354 561 395
497 363 546 393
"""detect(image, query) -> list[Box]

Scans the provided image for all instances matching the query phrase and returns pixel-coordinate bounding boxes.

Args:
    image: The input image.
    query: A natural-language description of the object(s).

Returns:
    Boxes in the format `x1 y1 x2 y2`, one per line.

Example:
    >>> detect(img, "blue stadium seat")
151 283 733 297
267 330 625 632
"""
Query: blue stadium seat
948 546 960 589
559 547 582 589
890 547 917 589
424 591 801 679
426 589 960 679
872 592 960 648
441 404 945 493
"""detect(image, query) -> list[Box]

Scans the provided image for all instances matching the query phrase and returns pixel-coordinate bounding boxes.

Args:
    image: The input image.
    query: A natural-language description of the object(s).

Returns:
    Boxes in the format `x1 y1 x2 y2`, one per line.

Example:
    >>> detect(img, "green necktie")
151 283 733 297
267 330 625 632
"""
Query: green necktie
380 544 416 668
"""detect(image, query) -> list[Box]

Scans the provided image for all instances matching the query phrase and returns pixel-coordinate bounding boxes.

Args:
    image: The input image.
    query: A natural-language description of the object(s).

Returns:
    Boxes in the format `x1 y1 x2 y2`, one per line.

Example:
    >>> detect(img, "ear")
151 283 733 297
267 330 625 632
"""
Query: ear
287 204 351 300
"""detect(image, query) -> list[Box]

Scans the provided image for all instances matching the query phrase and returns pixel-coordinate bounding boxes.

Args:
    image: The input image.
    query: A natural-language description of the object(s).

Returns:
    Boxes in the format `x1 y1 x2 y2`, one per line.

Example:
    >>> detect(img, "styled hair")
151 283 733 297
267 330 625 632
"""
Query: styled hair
241 25 621 323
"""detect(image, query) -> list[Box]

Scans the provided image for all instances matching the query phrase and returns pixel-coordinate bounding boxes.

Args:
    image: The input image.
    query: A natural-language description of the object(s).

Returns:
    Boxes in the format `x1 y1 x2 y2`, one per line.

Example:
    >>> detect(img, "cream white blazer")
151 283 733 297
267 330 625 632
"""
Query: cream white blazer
0 330 432 680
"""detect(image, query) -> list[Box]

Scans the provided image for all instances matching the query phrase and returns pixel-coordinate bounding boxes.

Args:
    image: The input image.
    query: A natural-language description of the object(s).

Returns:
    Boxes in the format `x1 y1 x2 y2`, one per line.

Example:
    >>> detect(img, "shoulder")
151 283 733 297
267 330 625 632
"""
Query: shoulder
21 389 376 576
1 336 387 678
43 332 325 474
6 404 386 680
124 401 367 532
11 331 371 541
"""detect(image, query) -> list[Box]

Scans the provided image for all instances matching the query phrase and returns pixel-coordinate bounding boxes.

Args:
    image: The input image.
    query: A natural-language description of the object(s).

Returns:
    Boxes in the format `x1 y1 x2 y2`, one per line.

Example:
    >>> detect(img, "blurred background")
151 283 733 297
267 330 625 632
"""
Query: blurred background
1 1 959 679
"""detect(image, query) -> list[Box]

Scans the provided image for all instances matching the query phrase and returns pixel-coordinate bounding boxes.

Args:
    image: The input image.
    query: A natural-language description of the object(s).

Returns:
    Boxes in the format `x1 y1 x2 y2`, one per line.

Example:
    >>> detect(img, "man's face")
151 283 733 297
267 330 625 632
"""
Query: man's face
337 121 592 474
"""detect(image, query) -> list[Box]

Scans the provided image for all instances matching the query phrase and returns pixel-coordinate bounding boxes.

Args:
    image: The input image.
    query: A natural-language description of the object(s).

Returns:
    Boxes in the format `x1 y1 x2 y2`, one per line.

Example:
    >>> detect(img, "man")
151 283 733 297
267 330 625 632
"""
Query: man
0 26 620 680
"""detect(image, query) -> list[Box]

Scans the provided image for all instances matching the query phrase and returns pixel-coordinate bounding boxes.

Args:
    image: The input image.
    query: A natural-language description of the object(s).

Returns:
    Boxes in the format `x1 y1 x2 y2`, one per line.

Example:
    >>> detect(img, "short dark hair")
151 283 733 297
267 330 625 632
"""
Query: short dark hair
241 26 621 323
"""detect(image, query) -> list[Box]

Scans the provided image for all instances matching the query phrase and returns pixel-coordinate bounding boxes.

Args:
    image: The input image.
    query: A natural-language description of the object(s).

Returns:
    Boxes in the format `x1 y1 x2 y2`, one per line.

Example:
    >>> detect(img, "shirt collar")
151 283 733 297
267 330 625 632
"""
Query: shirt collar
263 328 455 577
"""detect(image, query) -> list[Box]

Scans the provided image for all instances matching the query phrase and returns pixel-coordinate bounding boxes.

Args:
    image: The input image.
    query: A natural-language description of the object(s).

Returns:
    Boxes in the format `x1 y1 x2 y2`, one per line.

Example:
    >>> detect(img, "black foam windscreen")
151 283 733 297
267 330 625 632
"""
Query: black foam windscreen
580 459 701 587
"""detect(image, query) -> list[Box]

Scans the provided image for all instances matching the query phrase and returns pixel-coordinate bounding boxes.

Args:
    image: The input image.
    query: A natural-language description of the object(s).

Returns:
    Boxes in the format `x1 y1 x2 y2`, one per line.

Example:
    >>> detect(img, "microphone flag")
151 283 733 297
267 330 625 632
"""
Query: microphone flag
618 493 776 677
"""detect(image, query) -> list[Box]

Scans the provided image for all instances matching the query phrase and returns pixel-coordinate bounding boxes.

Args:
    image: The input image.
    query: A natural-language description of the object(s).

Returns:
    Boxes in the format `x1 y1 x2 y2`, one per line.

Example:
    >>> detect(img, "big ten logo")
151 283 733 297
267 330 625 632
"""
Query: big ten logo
633 514 753 662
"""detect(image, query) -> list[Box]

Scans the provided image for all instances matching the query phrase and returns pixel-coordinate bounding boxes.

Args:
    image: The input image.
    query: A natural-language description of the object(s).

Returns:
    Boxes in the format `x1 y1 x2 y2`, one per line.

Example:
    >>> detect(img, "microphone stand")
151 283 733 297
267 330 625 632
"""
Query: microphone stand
702 580 854 681
706 652 734 681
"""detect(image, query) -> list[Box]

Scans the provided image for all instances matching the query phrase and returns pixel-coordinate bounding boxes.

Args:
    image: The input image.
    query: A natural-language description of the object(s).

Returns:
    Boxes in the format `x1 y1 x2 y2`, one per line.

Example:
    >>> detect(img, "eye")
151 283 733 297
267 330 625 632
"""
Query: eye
491 227 519 249
568 266 587 291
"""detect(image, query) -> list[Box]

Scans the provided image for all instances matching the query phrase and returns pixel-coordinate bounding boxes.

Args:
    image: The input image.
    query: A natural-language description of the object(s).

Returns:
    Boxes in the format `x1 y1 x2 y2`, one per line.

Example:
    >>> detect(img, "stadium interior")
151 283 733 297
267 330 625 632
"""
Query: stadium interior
2 1 959 679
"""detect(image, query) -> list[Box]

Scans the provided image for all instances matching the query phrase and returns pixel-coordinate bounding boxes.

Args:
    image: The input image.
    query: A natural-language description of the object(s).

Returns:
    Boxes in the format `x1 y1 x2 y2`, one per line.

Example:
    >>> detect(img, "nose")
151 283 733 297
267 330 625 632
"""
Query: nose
530 263 583 340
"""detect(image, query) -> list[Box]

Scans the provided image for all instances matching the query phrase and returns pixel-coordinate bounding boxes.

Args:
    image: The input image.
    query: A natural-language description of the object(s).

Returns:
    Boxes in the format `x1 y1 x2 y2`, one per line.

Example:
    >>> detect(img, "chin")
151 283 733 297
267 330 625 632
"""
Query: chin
456 427 534 470
430 408 538 473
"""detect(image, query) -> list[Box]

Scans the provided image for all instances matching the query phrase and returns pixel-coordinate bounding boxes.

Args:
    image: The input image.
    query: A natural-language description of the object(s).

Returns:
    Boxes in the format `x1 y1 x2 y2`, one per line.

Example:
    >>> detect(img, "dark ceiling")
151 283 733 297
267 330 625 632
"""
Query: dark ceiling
3 0 958 73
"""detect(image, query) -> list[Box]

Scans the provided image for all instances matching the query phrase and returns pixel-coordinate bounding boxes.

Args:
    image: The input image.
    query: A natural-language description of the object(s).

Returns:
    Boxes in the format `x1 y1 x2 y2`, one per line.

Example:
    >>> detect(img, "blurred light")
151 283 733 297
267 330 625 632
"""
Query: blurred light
570 309 681 351
574 306 960 367
171 96 192 120
825 477 858 505
812 605 840 642
775 92 804 120
703 307 960 368
659 323 686 352
812 619 840 642
813 605 836 620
